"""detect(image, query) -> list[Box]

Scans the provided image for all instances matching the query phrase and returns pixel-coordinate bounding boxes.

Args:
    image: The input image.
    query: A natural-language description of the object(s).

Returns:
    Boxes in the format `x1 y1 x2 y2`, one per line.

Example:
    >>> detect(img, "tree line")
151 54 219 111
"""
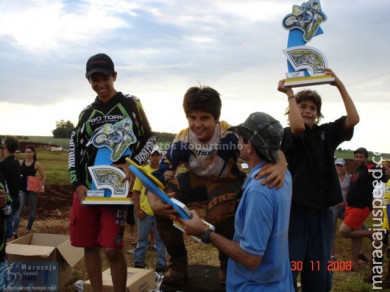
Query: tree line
52 120 175 143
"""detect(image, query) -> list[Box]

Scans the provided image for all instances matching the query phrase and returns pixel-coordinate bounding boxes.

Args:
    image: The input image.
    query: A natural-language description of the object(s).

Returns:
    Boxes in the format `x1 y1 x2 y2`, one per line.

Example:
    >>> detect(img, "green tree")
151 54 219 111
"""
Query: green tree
52 120 74 138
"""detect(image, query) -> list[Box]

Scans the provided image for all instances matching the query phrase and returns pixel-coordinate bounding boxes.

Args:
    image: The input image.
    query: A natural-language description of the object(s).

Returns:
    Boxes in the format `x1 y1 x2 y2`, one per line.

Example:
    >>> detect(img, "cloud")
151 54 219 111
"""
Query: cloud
1 2 115 51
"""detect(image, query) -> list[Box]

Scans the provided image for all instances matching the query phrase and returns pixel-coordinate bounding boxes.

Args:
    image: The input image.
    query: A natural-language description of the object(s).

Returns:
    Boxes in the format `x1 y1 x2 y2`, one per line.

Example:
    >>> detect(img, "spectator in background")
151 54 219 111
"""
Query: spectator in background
0 170 10 263
330 157 350 260
132 145 167 273
13 145 46 237
331 157 368 262
0 139 13 263
126 172 137 253
339 147 386 271
381 162 390 288
0 136 21 242
126 193 137 247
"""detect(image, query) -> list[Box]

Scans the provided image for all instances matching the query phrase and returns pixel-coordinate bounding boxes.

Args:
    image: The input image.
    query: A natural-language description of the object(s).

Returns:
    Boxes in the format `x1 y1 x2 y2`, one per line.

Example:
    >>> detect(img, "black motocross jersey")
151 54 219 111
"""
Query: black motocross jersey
68 92 155 190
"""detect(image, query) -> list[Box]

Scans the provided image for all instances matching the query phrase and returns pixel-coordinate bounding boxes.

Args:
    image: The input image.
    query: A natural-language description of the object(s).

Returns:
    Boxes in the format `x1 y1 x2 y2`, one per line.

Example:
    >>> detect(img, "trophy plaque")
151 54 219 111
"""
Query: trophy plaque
83 118 137 205
282 0 334 87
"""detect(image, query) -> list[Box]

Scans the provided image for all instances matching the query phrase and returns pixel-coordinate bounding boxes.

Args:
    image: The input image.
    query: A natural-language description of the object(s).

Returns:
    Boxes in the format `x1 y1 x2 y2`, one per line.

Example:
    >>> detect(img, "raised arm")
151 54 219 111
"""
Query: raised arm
277 80 305 136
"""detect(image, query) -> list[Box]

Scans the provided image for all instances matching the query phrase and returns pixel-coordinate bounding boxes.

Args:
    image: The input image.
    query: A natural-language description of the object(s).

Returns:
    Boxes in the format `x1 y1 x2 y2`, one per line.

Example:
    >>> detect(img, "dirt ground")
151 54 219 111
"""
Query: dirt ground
37 184 74 217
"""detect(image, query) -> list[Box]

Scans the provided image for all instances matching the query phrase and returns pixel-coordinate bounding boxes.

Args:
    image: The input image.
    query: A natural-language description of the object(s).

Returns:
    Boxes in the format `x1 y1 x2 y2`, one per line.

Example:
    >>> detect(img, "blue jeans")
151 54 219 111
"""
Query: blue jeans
134 214 167 270
330 204 345 247
13 190 38 233
289 204 333 292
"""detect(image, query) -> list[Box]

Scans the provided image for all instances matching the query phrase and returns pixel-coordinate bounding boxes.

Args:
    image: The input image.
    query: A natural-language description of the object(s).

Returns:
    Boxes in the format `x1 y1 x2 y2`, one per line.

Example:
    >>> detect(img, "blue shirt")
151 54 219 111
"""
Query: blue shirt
227 162 294 292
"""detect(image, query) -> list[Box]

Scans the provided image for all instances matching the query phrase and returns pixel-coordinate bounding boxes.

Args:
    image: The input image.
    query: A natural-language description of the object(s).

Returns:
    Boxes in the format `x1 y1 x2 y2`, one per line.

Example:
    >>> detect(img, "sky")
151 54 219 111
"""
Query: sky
0 0 389 154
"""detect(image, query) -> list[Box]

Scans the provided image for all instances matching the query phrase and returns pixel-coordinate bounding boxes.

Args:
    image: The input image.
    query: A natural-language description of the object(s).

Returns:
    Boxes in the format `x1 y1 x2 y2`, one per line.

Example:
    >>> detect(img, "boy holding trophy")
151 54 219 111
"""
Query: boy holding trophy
278 68 359 291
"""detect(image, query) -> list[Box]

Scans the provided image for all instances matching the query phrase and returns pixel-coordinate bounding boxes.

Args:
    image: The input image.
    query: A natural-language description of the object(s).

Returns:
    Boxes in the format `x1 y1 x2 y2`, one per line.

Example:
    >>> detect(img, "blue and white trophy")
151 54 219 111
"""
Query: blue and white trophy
84 118 137 205
282 0 334 87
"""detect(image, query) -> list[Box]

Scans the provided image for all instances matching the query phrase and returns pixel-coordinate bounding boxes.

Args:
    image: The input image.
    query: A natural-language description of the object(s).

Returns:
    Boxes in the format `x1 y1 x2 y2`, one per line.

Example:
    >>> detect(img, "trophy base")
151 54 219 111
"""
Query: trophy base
284 74 335 87
82 197 132 205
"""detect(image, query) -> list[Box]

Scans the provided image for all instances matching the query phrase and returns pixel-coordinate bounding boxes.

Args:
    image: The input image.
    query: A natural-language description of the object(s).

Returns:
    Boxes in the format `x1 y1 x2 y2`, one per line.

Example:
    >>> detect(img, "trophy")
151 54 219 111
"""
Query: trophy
282 0 334 87
83 118 137 205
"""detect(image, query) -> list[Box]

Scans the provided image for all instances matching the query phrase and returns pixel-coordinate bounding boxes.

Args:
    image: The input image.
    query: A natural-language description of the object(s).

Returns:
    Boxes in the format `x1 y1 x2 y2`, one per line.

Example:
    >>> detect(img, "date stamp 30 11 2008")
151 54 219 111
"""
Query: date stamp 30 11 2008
290 260 353 272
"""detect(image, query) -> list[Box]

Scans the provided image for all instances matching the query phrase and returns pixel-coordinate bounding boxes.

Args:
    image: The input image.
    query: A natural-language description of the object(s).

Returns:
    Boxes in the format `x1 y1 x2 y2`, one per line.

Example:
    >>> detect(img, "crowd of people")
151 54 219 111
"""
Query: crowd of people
0 52 389 291
0 138 47 262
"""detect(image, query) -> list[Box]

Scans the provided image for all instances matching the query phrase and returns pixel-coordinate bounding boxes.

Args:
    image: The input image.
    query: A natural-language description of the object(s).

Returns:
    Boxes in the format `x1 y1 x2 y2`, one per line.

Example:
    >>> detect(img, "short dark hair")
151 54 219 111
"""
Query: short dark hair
4 136 19 153
354 147 368 158
295 89 324 123
285 89 324 124
183 86 222 120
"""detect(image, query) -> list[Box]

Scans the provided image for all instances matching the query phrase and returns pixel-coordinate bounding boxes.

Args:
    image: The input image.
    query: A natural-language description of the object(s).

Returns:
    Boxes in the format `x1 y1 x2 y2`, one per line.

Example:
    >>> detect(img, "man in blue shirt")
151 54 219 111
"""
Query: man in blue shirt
180 112 294 291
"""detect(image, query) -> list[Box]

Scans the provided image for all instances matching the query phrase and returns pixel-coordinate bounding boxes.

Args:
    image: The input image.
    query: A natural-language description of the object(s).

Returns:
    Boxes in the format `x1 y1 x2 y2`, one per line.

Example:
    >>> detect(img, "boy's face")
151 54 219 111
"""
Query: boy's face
297 99 318 128
88 72 117 101
354 153 367 167
149 152 161 166
187 110 218 143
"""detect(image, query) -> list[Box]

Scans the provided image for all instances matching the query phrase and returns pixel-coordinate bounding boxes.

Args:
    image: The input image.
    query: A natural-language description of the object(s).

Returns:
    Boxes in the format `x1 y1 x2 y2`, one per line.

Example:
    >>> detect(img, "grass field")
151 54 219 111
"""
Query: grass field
15 135 71 149
8 139 390 291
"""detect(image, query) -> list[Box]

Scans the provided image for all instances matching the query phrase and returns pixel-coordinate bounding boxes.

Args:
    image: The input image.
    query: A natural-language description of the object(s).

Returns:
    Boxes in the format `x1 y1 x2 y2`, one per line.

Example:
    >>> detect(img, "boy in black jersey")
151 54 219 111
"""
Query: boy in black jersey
68 53 155 292
278 69 360 292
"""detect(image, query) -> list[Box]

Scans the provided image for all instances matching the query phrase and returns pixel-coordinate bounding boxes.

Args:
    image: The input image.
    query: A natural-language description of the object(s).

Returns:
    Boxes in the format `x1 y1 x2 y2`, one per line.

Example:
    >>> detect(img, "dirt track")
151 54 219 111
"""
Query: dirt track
36 185 73 217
